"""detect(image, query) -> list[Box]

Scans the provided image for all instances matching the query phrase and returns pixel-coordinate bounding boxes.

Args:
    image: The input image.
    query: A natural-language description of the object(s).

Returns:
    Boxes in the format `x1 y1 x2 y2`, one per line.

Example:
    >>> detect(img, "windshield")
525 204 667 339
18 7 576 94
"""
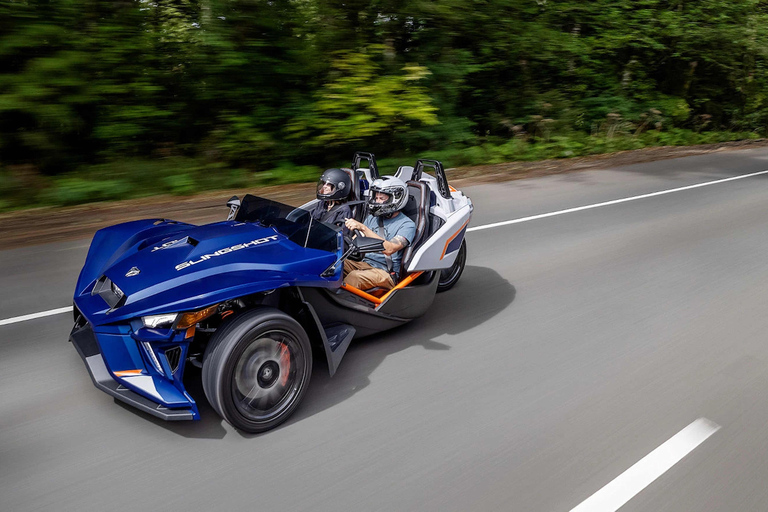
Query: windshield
235 194 339 253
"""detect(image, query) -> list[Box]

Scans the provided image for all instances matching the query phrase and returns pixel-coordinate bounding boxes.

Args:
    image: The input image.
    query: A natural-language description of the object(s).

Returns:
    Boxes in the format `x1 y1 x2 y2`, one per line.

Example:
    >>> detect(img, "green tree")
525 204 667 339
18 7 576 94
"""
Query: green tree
288 47 438 150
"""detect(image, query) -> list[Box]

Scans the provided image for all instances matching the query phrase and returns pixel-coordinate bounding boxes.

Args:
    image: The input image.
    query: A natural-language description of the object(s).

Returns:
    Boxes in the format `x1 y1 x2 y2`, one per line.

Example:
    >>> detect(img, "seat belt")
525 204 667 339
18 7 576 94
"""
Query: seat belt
321 202 341 224
376 217 394 274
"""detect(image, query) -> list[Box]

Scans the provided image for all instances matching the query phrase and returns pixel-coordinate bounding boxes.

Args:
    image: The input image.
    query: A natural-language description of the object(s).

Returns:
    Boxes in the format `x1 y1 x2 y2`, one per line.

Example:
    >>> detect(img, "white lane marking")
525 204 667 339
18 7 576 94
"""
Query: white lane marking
0 306 72 326
53 243 90 252
570 418 721 512
4 169 768 327
467 168 768 232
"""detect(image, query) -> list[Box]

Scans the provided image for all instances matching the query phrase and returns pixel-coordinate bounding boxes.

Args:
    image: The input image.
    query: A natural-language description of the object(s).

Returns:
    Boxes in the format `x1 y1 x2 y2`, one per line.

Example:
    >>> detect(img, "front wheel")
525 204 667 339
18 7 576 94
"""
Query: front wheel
202 308 312 433
437 239 467 292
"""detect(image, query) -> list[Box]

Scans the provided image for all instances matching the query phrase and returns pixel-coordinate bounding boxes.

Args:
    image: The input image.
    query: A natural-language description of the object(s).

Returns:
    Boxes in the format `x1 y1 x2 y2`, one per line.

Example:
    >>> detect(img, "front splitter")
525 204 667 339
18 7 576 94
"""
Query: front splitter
69 322 196 421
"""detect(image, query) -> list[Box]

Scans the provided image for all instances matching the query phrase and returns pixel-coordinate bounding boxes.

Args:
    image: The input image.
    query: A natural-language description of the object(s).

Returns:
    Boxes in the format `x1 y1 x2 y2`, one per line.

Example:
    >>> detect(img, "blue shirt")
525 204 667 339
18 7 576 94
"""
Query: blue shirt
362 213 416 273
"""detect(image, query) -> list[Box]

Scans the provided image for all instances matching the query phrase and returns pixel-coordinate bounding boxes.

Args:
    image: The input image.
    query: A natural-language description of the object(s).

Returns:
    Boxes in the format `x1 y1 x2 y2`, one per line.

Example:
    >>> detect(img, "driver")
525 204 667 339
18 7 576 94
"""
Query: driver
311 168 353 230
343 176 415 290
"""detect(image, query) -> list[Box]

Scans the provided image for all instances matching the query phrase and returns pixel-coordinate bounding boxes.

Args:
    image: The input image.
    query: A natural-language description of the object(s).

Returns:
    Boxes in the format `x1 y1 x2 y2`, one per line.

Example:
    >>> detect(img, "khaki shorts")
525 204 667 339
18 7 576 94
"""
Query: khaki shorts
343 260 396 290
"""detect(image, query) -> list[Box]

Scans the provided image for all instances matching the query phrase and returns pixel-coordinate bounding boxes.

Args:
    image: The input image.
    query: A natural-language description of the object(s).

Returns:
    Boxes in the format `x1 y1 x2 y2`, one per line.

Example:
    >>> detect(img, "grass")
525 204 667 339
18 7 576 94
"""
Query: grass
379 129 760 169
0 129 761 213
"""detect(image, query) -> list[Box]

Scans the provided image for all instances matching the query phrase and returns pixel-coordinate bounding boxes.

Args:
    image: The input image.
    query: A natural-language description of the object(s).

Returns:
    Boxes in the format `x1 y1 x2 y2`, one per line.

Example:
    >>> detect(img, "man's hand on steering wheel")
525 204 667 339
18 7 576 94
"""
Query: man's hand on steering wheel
344 218 365 235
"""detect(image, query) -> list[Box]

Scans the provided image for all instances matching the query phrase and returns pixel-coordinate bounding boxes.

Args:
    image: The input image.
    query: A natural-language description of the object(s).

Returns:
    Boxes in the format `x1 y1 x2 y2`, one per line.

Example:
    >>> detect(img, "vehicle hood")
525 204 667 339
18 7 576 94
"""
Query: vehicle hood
75 220 339 326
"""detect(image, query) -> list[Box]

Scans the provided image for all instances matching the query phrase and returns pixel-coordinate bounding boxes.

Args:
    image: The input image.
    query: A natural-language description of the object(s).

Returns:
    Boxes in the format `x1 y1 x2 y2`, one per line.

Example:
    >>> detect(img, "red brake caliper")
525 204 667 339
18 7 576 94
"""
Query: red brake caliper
278 343 291 387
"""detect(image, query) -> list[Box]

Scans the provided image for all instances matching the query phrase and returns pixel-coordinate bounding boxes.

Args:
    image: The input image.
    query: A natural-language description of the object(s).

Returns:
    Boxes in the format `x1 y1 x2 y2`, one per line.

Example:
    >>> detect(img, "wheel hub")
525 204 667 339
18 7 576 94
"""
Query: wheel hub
257 360 280 388
231 332 306 422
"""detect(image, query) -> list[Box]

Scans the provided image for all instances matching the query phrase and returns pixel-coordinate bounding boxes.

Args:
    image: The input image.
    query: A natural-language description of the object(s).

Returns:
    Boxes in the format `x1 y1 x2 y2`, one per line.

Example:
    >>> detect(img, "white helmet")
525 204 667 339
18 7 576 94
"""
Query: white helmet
368 176 408 217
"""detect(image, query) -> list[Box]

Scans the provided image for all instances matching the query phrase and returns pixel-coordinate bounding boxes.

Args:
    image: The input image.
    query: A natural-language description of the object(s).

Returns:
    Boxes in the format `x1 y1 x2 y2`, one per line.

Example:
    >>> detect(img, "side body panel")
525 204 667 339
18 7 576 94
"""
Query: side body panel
406 203 473 271
375 272 439 317
299 287 409 338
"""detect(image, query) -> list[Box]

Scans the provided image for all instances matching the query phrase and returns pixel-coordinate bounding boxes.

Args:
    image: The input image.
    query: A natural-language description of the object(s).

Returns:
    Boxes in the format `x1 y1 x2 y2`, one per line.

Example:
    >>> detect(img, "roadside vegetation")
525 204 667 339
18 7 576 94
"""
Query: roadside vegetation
2 0 767 211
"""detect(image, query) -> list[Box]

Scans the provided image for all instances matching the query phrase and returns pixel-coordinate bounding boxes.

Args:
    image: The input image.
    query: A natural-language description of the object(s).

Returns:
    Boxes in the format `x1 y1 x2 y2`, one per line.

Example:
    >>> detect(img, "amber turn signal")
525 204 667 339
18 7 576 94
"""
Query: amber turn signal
175 304 219 329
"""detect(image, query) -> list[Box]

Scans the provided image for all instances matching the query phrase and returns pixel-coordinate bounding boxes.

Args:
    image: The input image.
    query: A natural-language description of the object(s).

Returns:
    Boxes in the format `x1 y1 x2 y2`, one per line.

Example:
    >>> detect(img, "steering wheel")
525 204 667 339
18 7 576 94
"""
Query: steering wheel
344 229 366 261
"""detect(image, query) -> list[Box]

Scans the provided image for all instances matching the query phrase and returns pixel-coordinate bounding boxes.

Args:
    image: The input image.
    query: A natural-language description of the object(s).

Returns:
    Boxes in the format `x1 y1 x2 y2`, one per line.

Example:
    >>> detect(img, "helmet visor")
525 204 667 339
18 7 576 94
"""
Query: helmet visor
370 190 393 206
367 190 395 216
316 180 337 197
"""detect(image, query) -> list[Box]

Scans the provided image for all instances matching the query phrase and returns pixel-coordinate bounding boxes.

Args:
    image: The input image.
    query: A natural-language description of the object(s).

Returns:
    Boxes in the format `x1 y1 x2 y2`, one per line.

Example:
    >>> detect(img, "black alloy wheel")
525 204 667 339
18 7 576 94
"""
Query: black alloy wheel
202 308 312 433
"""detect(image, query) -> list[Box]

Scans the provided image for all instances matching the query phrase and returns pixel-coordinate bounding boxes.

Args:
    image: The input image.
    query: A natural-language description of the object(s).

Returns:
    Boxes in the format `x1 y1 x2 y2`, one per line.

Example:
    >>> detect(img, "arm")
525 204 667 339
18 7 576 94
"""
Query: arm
344 218 407 256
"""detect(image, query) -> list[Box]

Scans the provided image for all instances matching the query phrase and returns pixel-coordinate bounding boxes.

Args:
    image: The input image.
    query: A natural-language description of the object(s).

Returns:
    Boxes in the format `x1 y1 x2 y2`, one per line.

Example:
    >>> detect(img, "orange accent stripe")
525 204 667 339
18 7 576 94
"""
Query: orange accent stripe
114 370 143 377
377 272 424 304
449 185 457 192
341 284 384 304
440 220 469 260
341 271 425 305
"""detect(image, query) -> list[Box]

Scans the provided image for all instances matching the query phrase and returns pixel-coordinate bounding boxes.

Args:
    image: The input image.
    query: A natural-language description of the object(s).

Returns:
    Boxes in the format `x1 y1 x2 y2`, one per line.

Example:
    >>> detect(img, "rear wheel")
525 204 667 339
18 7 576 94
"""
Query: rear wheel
437 239 467 292
202 308 312 433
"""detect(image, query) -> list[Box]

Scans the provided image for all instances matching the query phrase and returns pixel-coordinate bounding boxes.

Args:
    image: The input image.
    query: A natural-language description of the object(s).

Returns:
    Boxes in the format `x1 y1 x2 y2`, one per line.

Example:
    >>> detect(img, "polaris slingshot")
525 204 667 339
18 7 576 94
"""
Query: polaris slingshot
69 156 473 433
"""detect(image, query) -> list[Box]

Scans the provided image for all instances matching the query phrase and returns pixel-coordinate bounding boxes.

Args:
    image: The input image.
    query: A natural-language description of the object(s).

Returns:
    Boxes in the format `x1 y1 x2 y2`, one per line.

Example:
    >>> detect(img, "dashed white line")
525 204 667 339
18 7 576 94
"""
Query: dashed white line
3 169 768 327
570 418 721 512
0 306 73 327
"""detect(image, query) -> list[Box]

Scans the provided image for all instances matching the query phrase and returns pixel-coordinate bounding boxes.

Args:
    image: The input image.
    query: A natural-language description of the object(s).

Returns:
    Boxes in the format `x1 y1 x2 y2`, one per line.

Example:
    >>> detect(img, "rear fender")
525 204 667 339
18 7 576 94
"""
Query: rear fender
406 203 472 271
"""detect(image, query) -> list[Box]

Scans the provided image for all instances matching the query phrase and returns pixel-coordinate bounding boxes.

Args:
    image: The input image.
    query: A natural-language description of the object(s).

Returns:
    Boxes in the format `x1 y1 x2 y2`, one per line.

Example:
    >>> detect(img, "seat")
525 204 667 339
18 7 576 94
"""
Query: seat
395 165 416 182
339 168 364 221
349 180 429 299
340 179 431 303
398 180 430 281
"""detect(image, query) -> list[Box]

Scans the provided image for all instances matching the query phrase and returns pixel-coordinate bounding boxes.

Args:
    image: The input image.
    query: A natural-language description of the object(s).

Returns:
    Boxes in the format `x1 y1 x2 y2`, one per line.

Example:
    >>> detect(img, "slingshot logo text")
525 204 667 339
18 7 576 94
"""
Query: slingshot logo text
175 235 279 271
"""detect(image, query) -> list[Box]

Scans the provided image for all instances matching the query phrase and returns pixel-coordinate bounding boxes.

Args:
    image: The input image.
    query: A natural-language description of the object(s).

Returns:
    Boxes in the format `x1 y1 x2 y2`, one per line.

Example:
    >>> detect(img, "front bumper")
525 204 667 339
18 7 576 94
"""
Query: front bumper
69 321 197 421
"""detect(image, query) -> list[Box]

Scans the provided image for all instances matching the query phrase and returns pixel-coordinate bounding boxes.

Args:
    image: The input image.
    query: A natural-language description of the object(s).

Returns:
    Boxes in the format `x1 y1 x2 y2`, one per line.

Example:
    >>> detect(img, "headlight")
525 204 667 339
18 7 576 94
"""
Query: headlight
142 313 178 328
142 341 164 373
141 304 219 330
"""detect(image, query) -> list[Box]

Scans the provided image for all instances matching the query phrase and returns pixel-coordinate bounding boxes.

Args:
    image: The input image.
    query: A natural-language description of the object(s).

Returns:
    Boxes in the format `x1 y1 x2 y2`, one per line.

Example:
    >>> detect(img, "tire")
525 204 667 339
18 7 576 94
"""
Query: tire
202 308 313 434
437 239 467 293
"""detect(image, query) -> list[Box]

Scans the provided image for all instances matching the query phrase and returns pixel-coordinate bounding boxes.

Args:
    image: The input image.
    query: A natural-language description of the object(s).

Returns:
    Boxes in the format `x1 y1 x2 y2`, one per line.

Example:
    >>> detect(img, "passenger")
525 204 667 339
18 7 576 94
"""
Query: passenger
343 176 415 291
311 168 353 229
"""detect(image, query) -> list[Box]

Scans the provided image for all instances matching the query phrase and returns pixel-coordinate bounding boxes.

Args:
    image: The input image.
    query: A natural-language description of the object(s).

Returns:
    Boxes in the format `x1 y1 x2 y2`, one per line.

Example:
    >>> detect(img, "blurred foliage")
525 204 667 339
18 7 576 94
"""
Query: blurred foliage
1 0 768 210
288 48 438 147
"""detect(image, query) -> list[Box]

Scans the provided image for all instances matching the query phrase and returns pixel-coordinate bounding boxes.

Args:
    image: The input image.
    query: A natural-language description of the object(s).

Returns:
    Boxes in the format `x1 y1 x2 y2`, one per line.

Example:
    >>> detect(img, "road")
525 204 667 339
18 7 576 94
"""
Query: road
3 147 768 511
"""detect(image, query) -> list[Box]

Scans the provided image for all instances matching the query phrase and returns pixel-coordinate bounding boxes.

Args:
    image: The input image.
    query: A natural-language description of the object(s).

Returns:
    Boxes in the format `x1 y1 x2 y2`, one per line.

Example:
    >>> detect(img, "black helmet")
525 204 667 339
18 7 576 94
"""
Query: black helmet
368 176 408 217
316 168 352 201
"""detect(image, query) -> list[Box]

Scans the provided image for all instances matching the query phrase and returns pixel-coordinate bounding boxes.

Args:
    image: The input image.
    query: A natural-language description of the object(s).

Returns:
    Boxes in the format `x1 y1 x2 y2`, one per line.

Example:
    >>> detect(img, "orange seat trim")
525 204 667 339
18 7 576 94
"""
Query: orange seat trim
341 271 425 305
341 283 384 304
378 271 424 303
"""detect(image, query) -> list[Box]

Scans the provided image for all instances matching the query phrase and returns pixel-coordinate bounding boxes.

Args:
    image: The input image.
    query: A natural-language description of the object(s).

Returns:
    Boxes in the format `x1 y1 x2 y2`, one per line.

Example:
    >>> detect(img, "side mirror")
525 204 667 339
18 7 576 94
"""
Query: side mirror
353 236 385 254
226 196 241 221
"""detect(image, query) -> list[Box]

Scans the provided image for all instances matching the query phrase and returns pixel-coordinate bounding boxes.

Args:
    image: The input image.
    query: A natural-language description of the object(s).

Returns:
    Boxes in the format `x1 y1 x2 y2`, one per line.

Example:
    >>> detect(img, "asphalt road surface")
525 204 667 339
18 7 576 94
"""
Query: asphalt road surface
4 148 768 511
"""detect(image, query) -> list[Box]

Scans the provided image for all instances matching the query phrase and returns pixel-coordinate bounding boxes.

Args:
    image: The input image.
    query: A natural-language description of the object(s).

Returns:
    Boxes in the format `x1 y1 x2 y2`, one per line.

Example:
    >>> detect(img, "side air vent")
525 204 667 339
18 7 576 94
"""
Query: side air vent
91 275 127 309
165 346 182 373
141 235 199 252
